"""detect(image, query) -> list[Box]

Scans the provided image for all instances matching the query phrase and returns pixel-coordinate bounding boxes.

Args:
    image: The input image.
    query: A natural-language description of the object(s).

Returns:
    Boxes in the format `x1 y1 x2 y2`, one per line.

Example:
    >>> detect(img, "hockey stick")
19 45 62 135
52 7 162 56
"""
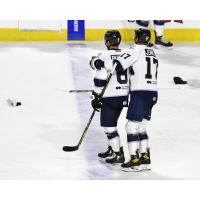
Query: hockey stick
62 65 117 152
56 89 94 93
69 89 94 93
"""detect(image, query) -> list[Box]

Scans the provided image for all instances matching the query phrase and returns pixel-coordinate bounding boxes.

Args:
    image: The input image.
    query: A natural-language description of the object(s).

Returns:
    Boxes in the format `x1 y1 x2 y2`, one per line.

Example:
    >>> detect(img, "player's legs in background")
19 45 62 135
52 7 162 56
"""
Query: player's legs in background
136 20 149 29
154 20 173 47
135 20 154 47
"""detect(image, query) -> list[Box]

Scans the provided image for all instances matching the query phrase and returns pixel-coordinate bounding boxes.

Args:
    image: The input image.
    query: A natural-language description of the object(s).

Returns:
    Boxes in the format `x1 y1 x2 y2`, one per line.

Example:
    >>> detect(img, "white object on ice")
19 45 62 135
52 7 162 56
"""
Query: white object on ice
6 98 19 107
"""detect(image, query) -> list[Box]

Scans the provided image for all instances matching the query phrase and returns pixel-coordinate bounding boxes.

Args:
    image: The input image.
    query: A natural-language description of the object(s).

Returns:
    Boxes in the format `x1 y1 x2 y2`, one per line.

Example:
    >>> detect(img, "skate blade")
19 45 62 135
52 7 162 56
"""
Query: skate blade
154 44 160 49
98 155 113 161
106 161 124 165
167 46 173 50
121 166 142 172
103 162 122 171
141 164 151 171
98 156 117 164
98 157 107 164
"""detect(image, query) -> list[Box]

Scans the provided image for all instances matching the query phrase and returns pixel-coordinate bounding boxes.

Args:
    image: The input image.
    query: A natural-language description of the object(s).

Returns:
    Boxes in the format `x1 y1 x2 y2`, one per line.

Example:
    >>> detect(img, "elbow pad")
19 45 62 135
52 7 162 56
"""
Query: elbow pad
90 57 104 70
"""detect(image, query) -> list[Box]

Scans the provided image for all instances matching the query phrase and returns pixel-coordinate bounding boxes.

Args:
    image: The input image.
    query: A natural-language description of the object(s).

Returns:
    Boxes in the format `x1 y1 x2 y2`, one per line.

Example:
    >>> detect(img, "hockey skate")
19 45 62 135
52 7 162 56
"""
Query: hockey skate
155 35 173 49
105 147 125 164
121 151 142 172
140 148 151 171
98 146 113 160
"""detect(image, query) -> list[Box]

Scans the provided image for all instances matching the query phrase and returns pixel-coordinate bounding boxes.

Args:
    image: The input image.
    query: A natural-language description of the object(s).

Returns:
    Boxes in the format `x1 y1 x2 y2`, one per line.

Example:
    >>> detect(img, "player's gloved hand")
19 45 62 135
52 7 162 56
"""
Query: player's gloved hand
91 92 103 112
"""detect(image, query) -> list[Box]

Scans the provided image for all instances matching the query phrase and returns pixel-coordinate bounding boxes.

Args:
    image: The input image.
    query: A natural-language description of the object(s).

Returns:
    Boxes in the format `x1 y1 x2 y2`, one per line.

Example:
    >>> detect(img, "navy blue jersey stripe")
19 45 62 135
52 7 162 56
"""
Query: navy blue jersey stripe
107 131 119 140
127 134 140 142
94 78 107 87
139 133 149 140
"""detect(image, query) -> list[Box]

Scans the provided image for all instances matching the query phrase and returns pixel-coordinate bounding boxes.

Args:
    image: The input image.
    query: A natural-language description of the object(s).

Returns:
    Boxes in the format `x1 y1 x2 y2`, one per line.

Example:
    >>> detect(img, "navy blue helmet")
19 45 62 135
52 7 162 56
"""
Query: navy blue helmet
104 30 121 46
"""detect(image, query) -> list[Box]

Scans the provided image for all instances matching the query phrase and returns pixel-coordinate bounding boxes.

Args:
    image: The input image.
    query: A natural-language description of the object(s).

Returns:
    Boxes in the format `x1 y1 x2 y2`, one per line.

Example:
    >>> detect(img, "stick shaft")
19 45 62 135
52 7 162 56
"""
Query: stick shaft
77 110 96 147
69 89 94 93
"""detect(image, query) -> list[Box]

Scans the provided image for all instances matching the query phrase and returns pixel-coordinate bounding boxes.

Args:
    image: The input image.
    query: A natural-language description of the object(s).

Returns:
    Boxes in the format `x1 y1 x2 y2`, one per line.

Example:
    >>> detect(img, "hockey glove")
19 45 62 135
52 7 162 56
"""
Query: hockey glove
91 92 103 112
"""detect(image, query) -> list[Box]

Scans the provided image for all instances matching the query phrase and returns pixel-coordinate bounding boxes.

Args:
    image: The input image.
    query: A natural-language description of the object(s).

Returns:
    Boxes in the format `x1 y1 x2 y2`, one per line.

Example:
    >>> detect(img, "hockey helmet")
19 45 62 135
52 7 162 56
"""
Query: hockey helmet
104 30 121 47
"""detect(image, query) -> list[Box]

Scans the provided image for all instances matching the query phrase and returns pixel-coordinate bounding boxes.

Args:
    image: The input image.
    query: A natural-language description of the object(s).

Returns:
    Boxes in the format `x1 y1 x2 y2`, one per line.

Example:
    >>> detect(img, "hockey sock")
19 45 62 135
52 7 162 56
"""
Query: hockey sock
127 133 140 155
106 131 120 152
139 132 149 153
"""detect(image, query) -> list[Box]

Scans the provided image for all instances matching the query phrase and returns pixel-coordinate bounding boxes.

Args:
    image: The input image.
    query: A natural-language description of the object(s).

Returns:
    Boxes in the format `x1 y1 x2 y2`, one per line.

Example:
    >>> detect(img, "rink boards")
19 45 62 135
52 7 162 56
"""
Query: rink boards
0 20 200 42
0 28 200 42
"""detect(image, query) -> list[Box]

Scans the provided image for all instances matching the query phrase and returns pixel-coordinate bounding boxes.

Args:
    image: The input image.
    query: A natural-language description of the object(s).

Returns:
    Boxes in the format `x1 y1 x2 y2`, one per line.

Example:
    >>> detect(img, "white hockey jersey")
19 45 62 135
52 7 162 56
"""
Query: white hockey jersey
91 49 129 102
117 44 158 92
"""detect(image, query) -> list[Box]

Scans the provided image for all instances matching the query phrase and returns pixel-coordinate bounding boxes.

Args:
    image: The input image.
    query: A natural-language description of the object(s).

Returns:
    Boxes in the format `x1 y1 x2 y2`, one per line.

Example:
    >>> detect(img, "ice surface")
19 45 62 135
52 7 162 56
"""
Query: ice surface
0 43 200 179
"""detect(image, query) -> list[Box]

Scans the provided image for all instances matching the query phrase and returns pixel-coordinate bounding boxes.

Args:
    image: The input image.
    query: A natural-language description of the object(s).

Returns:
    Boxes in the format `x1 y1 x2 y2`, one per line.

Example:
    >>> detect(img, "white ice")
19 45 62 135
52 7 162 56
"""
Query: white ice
0 42 200 179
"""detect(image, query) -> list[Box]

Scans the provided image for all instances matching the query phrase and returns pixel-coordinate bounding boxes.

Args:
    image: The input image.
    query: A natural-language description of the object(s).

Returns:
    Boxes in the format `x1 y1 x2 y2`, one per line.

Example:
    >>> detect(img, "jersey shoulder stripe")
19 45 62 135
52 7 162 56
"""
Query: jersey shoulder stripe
94 78 107 87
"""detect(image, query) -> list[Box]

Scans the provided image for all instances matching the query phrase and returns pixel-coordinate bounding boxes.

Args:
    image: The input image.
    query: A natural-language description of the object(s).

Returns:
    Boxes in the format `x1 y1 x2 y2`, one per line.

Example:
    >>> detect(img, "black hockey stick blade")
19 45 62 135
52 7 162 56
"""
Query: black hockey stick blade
63 145 79 152
173 76 187 84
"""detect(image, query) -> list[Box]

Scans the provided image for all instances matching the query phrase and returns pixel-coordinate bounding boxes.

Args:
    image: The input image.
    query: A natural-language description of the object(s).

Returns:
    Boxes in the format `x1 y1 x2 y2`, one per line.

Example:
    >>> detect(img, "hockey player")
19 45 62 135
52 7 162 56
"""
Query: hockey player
90 30 129 164
136 20 173 47
114 29 158 171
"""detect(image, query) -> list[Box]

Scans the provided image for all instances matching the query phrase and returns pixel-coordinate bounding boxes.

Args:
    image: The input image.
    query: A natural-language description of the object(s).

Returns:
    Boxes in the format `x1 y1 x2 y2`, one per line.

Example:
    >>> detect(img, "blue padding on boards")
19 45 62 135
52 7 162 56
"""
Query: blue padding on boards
68 20 85 40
